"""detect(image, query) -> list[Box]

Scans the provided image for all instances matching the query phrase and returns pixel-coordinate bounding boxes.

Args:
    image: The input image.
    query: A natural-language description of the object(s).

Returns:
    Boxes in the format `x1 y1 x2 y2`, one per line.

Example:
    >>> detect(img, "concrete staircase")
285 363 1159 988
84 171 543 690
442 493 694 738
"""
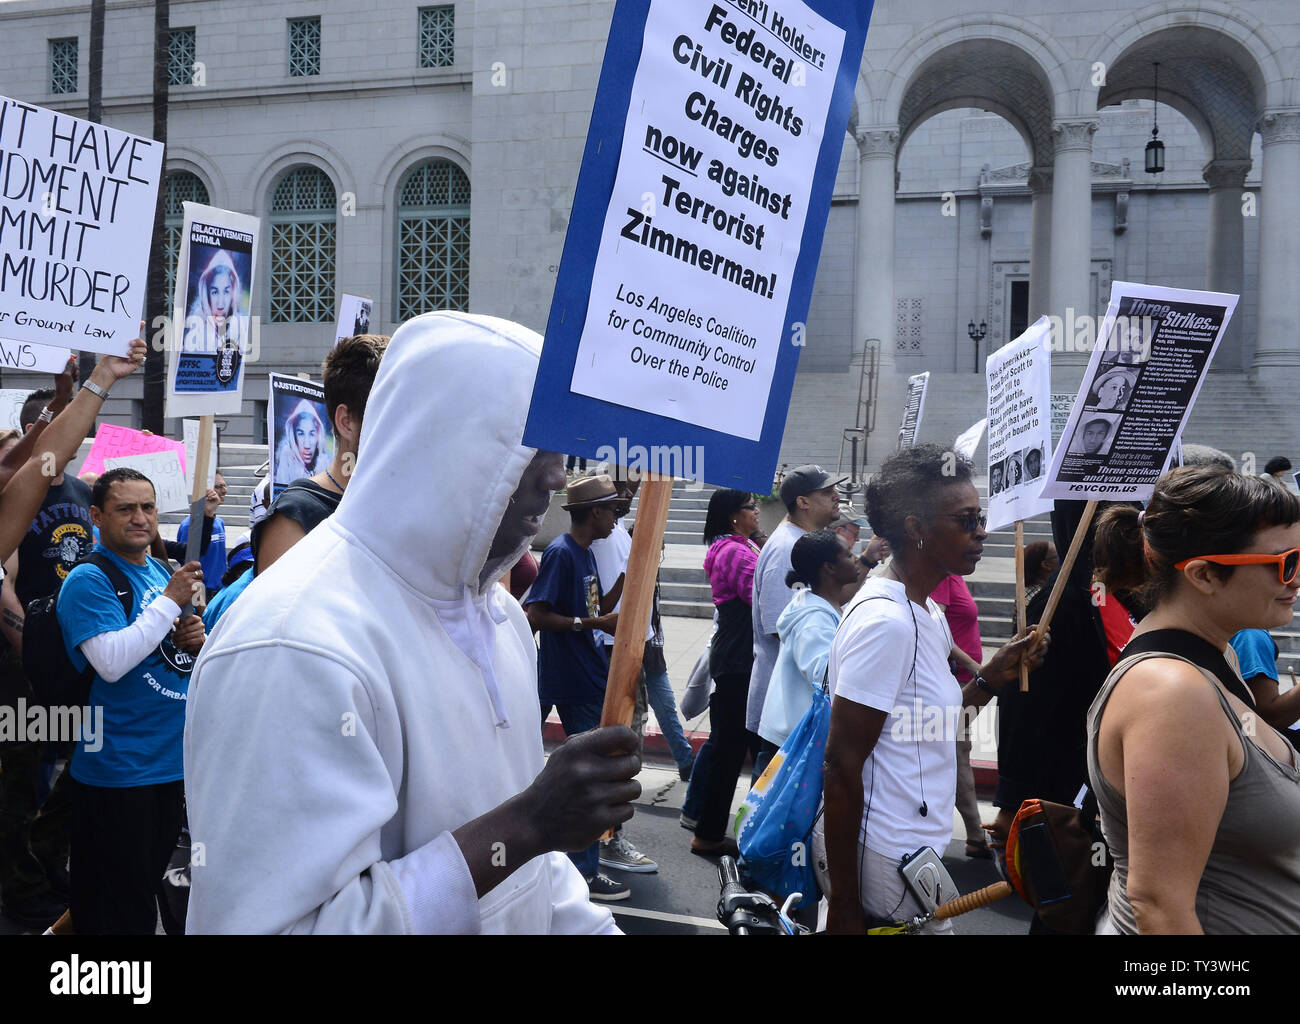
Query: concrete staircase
627 479 714 547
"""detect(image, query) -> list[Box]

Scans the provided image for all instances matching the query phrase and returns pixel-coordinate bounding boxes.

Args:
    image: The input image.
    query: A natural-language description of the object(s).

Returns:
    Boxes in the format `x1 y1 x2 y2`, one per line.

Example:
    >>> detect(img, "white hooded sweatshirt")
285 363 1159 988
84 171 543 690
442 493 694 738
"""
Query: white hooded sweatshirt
184 312 615 934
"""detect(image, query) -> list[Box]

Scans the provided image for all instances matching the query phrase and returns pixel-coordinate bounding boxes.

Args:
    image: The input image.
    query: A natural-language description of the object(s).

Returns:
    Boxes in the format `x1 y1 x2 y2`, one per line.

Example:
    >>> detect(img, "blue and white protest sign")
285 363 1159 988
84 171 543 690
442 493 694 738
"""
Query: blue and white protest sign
165 202 260 418
0 96 163 356
524 0 873 491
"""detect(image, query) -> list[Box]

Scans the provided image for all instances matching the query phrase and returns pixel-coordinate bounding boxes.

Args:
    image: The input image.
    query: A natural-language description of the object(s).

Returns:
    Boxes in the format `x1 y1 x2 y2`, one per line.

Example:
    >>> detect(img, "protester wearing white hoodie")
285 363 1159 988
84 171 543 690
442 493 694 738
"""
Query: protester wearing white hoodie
757 530 857 748
183 312 640 934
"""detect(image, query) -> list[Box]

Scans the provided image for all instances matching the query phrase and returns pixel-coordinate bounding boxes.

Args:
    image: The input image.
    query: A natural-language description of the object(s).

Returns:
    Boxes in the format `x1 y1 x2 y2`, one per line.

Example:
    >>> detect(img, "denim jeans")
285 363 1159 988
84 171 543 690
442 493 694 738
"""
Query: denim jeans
645 667 694 770
551 701 604 880
681 740 712 823
606 644 692 772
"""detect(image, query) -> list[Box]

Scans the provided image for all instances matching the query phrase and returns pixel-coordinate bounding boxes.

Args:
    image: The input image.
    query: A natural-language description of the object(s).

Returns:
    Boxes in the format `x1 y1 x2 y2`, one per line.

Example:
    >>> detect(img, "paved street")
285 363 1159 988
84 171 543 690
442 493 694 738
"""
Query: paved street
599 763 1033 935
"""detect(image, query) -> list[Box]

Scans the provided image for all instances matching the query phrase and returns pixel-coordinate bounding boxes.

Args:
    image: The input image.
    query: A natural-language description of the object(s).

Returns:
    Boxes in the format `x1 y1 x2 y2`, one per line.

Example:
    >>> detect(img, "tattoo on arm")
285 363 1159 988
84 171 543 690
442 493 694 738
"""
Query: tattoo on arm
3 608 24 634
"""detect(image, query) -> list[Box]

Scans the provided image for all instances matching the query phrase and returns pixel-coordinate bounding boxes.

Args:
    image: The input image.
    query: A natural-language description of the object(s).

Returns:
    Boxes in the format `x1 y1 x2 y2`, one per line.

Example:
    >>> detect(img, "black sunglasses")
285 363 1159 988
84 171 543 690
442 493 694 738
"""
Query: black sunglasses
934 510 987 533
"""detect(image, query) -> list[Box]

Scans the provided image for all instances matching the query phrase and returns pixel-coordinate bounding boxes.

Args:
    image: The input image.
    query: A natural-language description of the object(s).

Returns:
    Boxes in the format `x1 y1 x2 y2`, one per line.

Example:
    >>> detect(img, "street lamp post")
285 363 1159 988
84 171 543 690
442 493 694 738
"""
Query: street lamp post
967 319 987 373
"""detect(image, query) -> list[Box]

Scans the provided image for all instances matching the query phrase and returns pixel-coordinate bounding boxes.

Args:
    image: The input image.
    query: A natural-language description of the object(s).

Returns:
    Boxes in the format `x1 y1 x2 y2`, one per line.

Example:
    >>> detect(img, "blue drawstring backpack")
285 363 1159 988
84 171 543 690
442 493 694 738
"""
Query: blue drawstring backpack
734 686 831 902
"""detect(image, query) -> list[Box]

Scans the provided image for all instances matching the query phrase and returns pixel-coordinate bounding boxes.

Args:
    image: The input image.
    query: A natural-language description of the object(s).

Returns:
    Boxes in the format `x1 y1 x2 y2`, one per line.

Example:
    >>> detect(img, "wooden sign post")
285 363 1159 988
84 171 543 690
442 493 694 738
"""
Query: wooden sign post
598 474 672 840
1014 520 1028 691
600 474 672 731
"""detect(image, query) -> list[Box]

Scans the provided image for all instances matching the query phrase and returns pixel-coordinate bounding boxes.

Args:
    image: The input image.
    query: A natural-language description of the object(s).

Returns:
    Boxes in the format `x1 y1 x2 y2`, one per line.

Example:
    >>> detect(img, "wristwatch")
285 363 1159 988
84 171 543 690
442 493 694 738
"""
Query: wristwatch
859 552 878 570
81 379 110 401
571 617 583 632
973 674 997 696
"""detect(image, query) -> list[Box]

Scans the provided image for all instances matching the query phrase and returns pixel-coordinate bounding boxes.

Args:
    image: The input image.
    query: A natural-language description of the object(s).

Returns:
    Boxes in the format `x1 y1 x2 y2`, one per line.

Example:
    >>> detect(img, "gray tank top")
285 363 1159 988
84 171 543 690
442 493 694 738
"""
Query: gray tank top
1087 650 1300 934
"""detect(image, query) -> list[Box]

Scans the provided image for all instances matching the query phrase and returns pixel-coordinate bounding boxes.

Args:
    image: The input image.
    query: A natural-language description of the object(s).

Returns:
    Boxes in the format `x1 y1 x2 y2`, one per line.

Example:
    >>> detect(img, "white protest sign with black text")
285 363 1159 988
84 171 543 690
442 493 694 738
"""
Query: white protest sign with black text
986 317 1053 532
104 449 187 514
1041 281 1238 502
565 2 845 441
165 203 260 418
1050 393 1072 448
0 337 70 374
897 371 929 449
0 97 162 356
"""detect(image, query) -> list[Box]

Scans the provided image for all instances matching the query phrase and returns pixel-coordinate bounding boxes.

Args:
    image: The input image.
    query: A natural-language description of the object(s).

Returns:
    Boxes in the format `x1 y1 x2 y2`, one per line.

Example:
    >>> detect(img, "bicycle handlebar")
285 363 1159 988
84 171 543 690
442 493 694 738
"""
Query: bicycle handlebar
716 856 786 935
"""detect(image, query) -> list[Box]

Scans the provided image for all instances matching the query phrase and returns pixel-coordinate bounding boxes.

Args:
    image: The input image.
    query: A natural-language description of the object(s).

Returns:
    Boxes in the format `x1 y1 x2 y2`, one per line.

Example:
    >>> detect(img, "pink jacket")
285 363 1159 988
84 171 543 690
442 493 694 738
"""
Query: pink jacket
703 534 757 606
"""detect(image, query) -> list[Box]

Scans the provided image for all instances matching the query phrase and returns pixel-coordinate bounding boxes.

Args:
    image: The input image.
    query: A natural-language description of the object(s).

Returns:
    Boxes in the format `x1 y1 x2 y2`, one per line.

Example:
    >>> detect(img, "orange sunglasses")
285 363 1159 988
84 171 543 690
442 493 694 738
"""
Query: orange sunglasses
1174 547 1300 586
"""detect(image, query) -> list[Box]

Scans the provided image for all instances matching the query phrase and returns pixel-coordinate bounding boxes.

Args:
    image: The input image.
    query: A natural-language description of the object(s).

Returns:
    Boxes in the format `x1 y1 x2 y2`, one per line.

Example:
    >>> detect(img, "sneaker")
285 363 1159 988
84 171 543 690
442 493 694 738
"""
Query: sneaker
600 834 659 873
586 873 631 902
679 812 698 832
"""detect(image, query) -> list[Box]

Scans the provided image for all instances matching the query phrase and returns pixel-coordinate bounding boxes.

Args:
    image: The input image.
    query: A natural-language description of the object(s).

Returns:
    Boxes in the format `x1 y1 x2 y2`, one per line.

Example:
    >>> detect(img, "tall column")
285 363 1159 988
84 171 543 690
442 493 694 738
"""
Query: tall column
1048 119 1098 377
1255 112 1300 369
1203 159 1250 371
854 126 899 370
1027 165 1052 322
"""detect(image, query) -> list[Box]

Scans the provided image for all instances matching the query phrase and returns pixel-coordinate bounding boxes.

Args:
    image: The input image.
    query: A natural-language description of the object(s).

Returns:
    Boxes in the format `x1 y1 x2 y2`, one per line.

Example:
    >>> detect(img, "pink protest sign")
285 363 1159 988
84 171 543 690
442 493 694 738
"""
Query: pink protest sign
79 423 187 478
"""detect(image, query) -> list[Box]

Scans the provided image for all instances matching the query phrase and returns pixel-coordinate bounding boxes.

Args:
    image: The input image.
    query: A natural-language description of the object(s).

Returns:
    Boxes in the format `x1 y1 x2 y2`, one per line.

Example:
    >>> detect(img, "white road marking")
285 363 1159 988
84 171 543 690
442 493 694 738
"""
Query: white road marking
610 905 727 931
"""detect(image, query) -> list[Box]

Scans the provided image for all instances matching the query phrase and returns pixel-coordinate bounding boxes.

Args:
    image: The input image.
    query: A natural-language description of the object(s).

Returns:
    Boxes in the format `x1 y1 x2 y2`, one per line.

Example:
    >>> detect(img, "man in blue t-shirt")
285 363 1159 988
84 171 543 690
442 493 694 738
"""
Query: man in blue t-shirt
524 474 626 899
56 467 207 934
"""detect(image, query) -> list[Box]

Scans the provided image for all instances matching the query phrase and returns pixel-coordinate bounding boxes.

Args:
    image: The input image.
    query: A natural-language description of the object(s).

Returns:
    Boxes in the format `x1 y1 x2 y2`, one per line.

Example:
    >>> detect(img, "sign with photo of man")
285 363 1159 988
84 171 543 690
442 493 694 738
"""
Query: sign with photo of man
267 374 334 501
1041 281 1238 502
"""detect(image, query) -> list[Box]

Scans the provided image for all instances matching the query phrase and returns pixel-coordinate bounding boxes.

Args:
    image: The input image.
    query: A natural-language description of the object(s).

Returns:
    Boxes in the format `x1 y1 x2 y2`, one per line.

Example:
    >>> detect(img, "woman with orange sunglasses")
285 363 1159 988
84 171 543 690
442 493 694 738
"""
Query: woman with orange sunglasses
1088 466 1300 934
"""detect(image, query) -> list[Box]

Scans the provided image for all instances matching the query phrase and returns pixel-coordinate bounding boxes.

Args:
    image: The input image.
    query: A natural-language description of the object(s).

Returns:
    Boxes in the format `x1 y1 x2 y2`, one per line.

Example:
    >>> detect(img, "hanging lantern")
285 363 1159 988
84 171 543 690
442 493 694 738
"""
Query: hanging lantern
1145 62 1165 175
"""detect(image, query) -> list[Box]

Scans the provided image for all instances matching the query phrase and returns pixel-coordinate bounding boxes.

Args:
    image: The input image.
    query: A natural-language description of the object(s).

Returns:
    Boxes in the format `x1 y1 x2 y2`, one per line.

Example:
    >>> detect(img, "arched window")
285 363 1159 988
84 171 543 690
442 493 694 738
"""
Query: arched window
269 166 336 323
163 170 210 301
396 159 470 320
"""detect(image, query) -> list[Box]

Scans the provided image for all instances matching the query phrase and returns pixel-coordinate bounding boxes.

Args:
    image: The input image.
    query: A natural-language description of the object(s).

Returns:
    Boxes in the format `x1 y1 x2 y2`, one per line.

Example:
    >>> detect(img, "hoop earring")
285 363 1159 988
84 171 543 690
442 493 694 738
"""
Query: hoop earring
917 537 924 551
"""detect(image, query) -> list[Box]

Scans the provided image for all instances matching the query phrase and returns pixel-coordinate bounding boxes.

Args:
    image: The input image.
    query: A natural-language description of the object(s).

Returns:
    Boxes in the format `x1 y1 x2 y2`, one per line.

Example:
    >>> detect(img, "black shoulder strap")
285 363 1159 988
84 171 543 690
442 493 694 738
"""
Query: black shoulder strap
1123 628 1256 708
81 552 135 622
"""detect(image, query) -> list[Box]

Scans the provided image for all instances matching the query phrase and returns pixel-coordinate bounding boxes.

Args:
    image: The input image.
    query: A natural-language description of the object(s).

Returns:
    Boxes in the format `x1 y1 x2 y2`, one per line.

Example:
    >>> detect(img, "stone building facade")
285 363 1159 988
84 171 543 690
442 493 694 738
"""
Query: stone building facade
0 0 1296 475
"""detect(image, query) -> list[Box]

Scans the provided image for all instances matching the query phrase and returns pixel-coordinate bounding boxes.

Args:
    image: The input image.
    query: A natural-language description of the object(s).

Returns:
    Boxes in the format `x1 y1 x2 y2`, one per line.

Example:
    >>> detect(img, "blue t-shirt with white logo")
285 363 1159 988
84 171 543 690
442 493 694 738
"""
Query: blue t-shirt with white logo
57 547 193 787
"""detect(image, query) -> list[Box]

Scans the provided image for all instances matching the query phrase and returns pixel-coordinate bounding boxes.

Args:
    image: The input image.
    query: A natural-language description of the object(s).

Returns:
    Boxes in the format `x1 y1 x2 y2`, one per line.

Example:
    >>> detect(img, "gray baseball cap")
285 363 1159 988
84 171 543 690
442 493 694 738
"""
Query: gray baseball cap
779 465 850 506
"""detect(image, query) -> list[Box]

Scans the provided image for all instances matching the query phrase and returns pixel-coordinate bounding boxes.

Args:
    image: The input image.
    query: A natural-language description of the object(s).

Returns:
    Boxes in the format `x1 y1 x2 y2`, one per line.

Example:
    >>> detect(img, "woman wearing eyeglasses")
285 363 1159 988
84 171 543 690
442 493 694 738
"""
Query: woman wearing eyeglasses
1088 466 1300 934
823 444 1045 933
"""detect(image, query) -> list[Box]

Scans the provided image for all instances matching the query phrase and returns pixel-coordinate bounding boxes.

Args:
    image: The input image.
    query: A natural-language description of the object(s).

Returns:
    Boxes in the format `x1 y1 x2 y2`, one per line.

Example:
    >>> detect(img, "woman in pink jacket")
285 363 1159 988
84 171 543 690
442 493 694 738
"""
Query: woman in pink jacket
687 488 761 857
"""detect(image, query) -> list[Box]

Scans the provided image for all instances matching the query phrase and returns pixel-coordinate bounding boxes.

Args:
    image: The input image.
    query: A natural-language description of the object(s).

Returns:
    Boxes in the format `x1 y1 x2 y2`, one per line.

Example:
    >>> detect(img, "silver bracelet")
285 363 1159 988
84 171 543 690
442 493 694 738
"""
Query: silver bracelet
80 379 110 401
36 406 53 423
